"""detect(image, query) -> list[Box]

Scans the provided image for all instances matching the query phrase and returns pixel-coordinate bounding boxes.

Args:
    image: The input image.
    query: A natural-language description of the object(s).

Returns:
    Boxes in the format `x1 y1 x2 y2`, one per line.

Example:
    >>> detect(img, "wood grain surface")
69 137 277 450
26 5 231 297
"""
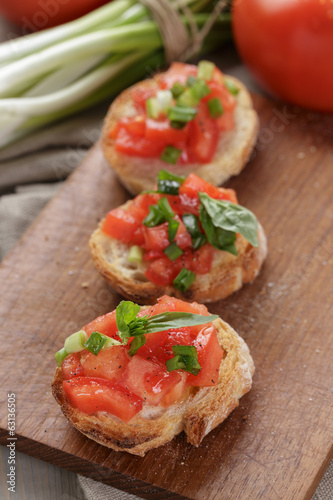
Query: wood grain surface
0 94 332 500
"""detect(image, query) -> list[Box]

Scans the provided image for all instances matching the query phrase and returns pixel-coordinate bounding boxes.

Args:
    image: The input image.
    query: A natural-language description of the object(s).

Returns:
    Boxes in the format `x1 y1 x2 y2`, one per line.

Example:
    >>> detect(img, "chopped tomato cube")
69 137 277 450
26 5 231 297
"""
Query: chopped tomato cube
152 295 210 316
179 173 237 204
119 355 182 406
143 250 165 261
145 118 188 146
187 326 223 387
82 347 129 382
181 245 215 275
156 62 197 88
115 128 164 158
131 87 156 113
102 208 144 246
174 216 192 250
159 372 188 407
61 353 84 380
143 222 169 251
63 377 142 422
132 193 161 217
187 103 219 163
84 310 118 338
117 116 146 137
145 257 180 286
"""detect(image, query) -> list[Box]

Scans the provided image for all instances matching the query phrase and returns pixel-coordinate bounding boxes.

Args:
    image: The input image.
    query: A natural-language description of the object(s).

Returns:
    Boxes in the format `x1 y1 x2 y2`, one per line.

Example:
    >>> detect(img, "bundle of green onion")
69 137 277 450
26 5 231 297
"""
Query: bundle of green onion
0 0 231 149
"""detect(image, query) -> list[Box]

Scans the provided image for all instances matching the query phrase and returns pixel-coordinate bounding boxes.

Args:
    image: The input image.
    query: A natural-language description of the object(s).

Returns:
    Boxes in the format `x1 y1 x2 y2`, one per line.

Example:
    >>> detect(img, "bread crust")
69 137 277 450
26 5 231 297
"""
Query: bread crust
101 74 259 195
89 199 267 304
52 317 255 456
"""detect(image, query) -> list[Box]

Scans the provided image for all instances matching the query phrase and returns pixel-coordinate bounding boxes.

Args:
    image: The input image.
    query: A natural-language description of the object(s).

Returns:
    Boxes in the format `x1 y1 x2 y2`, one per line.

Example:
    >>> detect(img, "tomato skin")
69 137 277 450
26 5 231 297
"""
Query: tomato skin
119 355 182 406
0 1 109 29
187 102 219 164
63 377 142 422
62 353 84 380
103 208 144 246
145 119 188 146
233 0 333 112
187 326 223 387
116 116 146 137
82 347 129 381
145 257 180 286
115 128 164 158
156 62 197 88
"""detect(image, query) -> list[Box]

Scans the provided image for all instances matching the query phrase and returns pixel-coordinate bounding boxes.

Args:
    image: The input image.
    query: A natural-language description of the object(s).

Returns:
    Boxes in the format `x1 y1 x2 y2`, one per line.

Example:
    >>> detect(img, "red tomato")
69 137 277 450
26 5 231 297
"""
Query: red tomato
132 193 161 217
174 216 192 250
203 81 236 132
131 87 156 113
103 208 144 246
179 173 237 204
119 355 181 406
160 373 188 407
187 102 219 163
84 310 118 338
143 223 169 251
145 119 188 146
181 244 215 275
116 117 146 137
82 347 129 381
153 295 209 316
61 353 84 380
138 328 196 365
145 257 180 286
157 62 197 88
115 128 164 158
187 326 223 387
233 0 333 112
0 0 109 30
143 250 165 261
63 377 142 422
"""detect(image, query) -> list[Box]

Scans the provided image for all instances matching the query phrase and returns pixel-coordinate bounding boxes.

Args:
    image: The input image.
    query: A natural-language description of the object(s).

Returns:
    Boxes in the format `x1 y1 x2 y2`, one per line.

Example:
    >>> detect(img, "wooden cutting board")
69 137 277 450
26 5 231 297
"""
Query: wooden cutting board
0 94 332 500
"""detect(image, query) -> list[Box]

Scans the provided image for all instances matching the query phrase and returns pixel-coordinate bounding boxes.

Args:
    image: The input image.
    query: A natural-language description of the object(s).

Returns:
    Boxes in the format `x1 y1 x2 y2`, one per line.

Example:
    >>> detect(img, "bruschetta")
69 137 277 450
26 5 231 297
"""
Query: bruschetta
89 170 267 304
52 296 255 456
102 61 259 194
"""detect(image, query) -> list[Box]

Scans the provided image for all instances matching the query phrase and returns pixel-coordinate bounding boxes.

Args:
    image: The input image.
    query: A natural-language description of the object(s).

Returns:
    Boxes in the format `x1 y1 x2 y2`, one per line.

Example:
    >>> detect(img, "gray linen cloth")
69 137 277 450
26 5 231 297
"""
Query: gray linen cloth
0 110 331 500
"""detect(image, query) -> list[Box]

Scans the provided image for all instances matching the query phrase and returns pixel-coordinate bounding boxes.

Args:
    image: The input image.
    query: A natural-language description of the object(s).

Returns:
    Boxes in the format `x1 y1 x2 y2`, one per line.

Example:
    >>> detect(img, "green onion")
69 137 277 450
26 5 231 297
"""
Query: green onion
168 218 180 242
146 97 160 119
171 81 185 98
157 90 172 112
157 169 185 195
177 80 210 107
207 97 224 118
55 347 68 367
168 106 197 124
158 197 175 220
160 145 182 165
143 205 166 227
186 75 198 87
182 213 207 249
166 345 201 375
197 60 215 81
64 330 87 353
224 78 240 95
128 245 143 263
173 268 196 292
164 242 183 261
128 335 146 356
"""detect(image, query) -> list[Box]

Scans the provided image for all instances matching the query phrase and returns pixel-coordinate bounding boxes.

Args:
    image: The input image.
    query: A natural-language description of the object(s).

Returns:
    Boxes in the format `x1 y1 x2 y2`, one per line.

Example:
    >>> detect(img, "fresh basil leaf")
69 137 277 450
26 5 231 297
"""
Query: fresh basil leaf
199 203 237 255
166 345 201 375
143 205 166 227
128 315 148 337
199 193 258 247
182 213 207 250
168 219 179 242
128 335 146 356
143 312 218 335
157 170 185 195
116 300 140 339
173 268 196 292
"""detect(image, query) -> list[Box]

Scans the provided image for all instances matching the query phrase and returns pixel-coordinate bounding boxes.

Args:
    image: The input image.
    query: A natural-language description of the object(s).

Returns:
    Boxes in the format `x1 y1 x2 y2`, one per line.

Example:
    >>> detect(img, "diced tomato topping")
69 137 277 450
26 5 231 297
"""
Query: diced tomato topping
179 173 238 206
180 244 215 275
143 222 169 251
150 295 210 316
119 355 182 406
174 216 192 250
84 310 118 338
63 377 142 422
187 102 219 163
156 62 197 89
159 372 188 407
116 116 146 137
115 128 164 158
61 353 84 380
187 326 223 387
103 208 144 246
132 193 161 216
145 118 188 146
81 347 129 382
145 257 180 286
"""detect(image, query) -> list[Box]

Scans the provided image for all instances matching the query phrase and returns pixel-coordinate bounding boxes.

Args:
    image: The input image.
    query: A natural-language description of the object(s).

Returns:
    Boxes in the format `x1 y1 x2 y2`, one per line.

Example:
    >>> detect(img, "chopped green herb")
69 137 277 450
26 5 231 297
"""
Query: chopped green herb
83 331 108 355
146 97 160 119
128 335 146 356
182 213 207 250
224 78 240 95
143 205 166 227
166 345 201 375
160 145 182 165
164 242 183 261
168 106 197 124
170 120 186 130
186 75 198 87
173 268 196 292
64 330 87 354
55 347 68 367
171 81 185 98
207 97 224 118
128 245 143 263
197 60 215 81
157 90 172 111
157 169 185 195
157 197 175 220
168 218 179 242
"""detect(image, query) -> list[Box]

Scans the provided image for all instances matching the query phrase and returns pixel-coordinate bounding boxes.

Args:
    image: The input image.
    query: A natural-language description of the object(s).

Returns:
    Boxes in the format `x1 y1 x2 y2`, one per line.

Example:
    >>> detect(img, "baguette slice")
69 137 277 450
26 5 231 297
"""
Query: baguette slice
102 74 259 195
52 314 254 456
89 200 267 304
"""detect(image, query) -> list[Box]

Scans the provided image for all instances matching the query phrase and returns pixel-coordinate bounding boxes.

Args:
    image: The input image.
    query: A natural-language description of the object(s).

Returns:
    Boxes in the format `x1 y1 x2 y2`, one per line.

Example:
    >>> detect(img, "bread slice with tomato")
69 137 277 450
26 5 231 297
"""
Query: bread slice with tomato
89 171 267 304
102 61 259 195
52 296 255 456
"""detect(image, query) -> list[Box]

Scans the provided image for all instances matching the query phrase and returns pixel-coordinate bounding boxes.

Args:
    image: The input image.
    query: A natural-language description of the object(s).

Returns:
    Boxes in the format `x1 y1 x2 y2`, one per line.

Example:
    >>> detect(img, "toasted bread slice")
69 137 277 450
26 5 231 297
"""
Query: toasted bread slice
89 199 267 304
52 315 254 456
101 75 259 195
